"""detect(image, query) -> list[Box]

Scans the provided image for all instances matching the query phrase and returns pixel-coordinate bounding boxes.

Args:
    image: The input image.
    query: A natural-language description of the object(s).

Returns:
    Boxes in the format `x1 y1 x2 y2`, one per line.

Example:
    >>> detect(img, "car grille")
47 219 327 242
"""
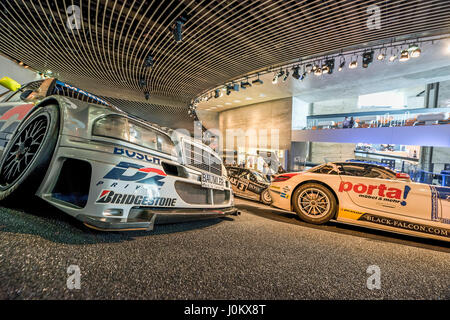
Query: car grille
175 181 210 204
213 189 231 205
183 142 222 176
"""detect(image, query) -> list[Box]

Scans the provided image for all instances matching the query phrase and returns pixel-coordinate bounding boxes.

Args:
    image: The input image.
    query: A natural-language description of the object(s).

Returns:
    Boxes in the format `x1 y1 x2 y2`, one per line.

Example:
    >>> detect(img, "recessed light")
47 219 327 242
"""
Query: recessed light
233 100 241 103
259 93 266 97
217 104 223 107
245 97 252 100
225 102 232 105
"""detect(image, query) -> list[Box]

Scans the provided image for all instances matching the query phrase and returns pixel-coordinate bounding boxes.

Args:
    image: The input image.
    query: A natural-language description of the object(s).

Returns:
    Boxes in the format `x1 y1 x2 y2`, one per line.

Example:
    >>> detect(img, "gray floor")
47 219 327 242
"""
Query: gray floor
0 198 449 299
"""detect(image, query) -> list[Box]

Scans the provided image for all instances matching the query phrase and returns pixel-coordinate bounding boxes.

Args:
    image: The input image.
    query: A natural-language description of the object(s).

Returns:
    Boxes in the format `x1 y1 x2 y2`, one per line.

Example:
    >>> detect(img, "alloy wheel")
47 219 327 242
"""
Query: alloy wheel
297 188 331 218
0 115 48 187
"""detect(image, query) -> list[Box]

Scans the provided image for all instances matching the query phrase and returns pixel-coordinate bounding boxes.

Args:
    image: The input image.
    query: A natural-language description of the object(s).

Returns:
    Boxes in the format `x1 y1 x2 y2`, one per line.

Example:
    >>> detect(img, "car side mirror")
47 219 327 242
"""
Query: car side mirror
0 76 21 92
396 172 410 180
20 89 33 101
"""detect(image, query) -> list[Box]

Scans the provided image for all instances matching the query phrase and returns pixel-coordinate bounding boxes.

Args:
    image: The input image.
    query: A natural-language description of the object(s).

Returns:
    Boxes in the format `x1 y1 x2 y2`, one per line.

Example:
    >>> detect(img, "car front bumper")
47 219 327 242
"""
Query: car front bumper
77 206 239 231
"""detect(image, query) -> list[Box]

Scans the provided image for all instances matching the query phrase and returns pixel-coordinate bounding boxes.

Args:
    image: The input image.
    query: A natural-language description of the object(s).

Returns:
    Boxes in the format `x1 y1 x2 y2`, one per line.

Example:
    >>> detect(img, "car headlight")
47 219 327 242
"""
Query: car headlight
93 114 175 155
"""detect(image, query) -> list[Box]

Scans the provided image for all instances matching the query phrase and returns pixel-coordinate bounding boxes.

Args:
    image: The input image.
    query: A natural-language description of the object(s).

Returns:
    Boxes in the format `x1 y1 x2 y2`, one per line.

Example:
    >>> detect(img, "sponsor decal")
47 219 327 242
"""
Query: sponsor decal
113 147 161 165
280 192 289 199
96 190 177 206
246 182 265 195
430 186 450 224
56 81 110 106
338 181 410 206
0 104 33 132
339 208 450 238
430 185 439 221
359 213 450 238
435 186 450 201
201 172 224 190
338 208 365 220
103 161 166 187
229 175 267 195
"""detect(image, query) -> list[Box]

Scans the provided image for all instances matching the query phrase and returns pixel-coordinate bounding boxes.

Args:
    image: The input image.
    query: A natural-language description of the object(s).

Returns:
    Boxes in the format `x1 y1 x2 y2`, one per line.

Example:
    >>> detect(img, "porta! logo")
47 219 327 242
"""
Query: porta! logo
339 181 411 206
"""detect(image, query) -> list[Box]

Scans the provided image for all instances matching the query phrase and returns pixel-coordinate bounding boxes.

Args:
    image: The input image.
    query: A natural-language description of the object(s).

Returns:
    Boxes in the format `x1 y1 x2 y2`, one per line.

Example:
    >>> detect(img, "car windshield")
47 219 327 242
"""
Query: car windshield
308 164 339 175
252 171 269 183
52 80 111 107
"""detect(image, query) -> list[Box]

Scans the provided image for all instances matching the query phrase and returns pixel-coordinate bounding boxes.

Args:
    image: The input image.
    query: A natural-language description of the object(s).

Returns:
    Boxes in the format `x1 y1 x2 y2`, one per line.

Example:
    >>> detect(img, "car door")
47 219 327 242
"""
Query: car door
246 171 269 196
234 169 259 200
337 163 432 221
228 168 244 196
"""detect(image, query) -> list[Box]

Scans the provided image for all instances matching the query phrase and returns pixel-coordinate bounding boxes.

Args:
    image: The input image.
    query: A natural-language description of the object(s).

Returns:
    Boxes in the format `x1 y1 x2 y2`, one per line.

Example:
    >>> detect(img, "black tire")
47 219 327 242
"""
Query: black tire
0 105 59 201
292 183 337 224
260 188 272 205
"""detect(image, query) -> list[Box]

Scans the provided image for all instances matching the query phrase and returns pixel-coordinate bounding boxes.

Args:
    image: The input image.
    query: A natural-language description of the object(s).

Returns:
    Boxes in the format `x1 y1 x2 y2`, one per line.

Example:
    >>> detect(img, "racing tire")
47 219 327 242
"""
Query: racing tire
0 105 59 201
260 188 272 205
292 183 337 225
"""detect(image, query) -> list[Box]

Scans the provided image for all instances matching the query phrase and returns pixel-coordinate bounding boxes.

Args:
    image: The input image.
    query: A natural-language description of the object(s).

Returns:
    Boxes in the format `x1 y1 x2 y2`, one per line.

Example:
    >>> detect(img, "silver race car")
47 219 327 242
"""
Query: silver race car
0 77 237 231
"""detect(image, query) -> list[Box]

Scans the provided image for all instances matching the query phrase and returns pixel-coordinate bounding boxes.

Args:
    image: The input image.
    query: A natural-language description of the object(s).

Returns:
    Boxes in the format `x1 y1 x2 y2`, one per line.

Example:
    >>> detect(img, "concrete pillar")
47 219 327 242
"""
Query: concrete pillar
420 82 439 172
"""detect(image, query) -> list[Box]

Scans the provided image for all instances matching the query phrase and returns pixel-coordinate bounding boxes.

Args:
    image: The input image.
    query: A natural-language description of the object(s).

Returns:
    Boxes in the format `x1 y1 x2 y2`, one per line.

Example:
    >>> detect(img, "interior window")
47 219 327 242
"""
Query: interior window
251 171 268 183
310 165 338 175
339 164 370 177
339 164 396 179
367 167 396 179
227 168 240 176
5 80 45 103
5 90 23 102
239 170 250 180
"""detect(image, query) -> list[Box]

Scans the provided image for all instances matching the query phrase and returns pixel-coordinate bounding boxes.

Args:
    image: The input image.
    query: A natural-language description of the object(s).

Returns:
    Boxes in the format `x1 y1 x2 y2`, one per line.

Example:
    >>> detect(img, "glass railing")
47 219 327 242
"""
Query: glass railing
302 107 450 130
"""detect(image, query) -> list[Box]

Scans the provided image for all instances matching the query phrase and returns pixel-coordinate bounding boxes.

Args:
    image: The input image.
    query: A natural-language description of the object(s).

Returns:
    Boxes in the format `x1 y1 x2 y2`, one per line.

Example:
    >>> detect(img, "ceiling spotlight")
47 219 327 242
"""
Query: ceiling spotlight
312 64 319 72
338 56 345 71
214 89 221 98
314 66 322 76
144 55 154 68
389 48 397 62
292 66 301 79
232 82 240 91
323 59 335 74
283 69 290 82
362 51 374 68
171 16 187 43
305 64 313 73
252 74 264 85
377 47 386 60
139 78 146 88
349 56 358 69
409 44 421 58
144 91 150 100
241 78 252 89
399 49 410 62
272 72 279 84
226 85 232 95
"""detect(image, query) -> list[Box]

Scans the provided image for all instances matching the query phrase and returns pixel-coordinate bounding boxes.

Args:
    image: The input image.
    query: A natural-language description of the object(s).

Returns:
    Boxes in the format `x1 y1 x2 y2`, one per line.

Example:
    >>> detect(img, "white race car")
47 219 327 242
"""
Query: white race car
269 162 450 242
0 77 236 231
